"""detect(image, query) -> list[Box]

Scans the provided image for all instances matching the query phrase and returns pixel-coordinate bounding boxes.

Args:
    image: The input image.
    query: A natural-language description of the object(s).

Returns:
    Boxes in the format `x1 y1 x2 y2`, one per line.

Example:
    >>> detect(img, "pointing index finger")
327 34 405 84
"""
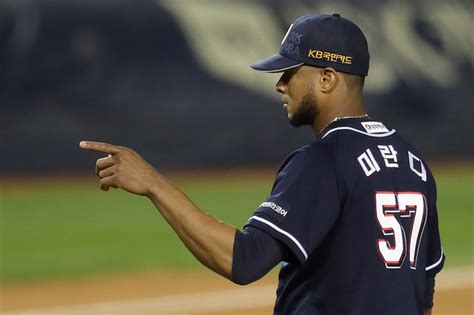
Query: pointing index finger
79 141 121 154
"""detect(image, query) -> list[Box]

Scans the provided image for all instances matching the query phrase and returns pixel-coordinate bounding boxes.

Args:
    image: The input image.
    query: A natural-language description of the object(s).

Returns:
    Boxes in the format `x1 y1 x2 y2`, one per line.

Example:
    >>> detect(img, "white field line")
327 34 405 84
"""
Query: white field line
2 266 472 315
2 285 276 315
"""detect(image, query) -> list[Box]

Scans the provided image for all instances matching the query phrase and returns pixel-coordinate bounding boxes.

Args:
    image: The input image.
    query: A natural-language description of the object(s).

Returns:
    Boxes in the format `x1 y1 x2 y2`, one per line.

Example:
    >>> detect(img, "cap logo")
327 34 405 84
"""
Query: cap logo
281 31 302 57
307 49 352 65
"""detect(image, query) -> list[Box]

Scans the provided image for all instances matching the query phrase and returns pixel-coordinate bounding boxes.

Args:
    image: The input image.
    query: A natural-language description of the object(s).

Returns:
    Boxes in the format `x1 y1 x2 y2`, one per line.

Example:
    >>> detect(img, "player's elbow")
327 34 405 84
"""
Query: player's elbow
230 227 284 285
230 267 262 285
230 243 267 285
231 276 253 286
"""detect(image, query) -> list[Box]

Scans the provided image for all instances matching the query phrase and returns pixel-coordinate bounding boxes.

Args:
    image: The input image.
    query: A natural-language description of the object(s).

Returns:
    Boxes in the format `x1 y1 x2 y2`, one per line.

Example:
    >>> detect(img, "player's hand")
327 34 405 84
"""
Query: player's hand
79 141 159 195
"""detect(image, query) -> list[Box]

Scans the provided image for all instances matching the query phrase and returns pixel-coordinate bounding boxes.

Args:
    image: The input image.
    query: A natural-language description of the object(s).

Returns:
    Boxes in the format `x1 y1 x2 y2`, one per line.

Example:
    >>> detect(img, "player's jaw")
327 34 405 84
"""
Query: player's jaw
288 86 319 127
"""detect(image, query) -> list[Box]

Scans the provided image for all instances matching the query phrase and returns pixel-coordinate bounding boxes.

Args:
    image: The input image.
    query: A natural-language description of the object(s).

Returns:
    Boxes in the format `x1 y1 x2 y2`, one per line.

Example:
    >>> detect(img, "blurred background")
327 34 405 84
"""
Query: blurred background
0 1 473 314
0 0 472 173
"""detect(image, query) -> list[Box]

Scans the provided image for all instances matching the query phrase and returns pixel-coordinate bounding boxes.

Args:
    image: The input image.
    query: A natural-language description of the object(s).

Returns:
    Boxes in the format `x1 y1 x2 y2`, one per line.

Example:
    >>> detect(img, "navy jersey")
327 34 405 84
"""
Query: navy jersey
245 117 445 315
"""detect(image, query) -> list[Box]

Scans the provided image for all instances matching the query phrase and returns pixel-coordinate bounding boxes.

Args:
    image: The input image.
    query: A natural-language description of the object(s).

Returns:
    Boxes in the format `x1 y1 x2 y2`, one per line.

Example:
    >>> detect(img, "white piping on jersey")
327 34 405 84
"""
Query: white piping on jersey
260 63 304 73
426 248 444 271
249 216 308 260
322 127 396 139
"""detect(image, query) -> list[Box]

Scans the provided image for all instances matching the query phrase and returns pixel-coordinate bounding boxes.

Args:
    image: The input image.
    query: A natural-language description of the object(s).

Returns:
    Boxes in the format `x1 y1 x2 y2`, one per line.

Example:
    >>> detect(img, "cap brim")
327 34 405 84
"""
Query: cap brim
250 53 303 73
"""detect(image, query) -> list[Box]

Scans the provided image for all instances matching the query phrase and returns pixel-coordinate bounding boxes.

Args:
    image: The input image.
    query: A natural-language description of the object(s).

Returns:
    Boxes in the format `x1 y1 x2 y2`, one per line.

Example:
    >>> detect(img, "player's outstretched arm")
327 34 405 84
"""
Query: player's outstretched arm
79 141 237 279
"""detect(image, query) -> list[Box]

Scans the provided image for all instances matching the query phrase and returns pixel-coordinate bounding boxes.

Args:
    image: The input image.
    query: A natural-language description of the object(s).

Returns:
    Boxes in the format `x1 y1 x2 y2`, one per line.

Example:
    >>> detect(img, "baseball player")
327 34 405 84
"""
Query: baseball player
80 13 444 314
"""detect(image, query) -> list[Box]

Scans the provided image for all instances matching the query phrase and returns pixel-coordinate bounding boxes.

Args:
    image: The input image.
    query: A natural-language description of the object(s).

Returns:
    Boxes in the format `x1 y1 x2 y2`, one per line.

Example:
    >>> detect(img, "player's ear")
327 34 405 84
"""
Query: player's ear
319 68 337 93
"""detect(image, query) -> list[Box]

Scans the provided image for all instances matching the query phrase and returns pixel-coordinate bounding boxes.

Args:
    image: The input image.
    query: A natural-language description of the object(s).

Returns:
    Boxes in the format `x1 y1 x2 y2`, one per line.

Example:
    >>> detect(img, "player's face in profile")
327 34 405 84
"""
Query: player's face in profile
276 66 318 127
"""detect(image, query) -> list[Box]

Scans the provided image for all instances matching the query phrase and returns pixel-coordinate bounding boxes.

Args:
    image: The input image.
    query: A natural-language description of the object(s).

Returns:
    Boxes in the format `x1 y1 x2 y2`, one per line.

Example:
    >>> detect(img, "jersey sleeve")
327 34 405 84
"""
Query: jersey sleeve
245 143 341 264
231 225 290 285
425 172 445 276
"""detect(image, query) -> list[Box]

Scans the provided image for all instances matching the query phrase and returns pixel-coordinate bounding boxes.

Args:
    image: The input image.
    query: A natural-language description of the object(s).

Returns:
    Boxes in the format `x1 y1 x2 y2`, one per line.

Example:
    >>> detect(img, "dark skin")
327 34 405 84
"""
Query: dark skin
80 65 433 314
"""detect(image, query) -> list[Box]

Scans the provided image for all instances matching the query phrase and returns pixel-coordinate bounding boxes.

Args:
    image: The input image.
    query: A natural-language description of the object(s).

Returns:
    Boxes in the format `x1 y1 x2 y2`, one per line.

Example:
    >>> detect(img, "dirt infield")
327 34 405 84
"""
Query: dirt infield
1 267 472 315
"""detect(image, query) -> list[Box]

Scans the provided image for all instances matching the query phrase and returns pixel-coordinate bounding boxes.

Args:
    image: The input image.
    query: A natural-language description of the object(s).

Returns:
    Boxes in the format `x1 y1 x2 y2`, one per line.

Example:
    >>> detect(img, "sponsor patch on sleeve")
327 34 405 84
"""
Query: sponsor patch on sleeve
254 198 291 223
361 121 389 133
259 201 288 217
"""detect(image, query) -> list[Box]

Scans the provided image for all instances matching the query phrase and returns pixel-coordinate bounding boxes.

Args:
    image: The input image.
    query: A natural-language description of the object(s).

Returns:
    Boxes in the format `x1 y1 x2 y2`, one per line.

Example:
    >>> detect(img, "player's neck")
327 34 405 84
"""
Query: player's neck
313 100 366 134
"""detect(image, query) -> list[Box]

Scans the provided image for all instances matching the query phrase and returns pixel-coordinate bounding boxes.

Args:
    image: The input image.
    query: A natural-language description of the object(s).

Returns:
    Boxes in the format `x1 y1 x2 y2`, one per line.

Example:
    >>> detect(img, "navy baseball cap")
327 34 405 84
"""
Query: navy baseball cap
250 13 369 76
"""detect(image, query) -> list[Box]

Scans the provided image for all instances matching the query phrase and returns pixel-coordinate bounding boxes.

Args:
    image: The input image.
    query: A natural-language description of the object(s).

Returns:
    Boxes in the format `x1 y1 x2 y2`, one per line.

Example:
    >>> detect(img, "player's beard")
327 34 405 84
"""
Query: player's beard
289 86 319 128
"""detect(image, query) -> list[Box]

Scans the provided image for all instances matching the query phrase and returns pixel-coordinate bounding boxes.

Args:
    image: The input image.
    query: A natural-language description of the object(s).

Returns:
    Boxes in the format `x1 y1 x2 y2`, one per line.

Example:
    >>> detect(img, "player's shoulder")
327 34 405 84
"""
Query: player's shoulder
316 116 415 157
277 117 390 172
317 116 437 185
278 139 335 175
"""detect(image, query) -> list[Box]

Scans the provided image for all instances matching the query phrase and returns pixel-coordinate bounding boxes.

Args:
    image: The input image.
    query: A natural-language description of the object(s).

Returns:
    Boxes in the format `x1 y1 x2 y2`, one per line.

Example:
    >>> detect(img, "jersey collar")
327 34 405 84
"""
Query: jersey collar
318 117 396 140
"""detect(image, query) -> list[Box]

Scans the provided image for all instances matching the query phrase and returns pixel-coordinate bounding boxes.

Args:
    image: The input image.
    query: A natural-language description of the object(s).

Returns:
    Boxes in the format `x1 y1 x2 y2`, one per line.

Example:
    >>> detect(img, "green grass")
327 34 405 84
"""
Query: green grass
0 175 273 283
433 167 474 267
0 166 472 283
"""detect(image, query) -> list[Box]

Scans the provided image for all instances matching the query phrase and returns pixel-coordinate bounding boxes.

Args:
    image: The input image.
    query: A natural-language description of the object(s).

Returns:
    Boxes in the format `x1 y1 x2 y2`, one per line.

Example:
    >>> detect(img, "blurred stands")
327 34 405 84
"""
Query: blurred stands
0 0 472 174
